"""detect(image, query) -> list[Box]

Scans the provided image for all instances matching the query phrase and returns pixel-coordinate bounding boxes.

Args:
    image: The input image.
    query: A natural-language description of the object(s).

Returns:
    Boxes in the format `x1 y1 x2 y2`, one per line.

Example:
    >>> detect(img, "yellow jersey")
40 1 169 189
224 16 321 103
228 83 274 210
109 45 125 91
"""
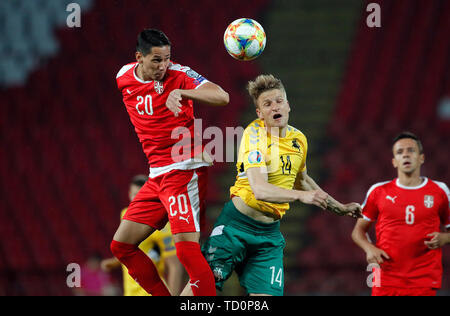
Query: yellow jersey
120 208 177 296
230 119 308 219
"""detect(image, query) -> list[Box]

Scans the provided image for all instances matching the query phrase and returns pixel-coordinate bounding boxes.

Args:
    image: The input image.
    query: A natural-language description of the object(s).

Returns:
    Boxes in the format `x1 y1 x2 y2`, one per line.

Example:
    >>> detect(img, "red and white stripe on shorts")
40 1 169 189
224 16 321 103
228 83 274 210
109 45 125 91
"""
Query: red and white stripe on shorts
123 167 208 235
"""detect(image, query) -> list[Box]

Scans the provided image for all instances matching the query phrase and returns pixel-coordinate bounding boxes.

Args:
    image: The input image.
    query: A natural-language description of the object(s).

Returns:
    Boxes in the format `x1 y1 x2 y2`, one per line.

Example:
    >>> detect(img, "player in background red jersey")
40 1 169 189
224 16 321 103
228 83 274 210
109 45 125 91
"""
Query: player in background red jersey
352 132 450 296
110 29 229 296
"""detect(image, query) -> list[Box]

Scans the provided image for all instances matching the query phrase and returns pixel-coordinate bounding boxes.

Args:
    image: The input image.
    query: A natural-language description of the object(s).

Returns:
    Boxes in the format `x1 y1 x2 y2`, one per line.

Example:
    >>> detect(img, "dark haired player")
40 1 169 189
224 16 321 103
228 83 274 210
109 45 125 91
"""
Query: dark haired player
352 132 450 296
111 29 229 296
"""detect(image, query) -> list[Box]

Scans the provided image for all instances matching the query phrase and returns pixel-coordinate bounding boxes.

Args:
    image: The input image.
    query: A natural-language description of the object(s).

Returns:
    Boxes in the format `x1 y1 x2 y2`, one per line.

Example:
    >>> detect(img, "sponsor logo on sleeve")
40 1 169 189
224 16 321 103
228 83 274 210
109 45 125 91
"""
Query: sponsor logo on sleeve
193 76 206 86
186 69 201 79
186 69 206 86
248 151 262 164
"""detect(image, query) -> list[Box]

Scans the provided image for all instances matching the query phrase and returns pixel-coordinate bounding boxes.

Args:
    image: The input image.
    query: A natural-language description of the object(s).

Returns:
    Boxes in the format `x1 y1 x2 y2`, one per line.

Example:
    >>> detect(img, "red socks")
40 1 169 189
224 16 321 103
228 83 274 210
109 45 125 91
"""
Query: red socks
175 241 216 296
110 240 215 296
110 240 171 296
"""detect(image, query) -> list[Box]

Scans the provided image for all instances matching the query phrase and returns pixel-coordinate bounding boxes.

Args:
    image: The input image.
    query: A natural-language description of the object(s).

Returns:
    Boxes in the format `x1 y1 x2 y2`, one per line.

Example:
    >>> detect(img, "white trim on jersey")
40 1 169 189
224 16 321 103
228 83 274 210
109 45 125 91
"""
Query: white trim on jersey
168 62 210 89
194 79 209 89
168 62 194 74
432 180 450 199
432 180 450 224
149 158 211 179
395 177 428 190
361 181 390 209
187 170 201 232
116 63 136 79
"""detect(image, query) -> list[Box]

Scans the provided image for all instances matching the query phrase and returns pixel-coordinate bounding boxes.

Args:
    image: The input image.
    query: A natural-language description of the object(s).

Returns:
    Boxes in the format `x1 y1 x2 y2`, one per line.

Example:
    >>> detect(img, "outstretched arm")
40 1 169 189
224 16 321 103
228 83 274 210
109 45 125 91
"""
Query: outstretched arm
294 170 361 218
181 82 229 106
166 82 229 116
246 166 329 209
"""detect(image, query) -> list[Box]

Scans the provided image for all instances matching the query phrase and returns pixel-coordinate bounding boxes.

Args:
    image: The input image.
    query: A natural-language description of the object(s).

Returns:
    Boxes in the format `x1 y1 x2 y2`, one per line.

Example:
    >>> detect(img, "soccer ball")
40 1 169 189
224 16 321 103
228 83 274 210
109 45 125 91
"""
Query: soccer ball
223 18 266 61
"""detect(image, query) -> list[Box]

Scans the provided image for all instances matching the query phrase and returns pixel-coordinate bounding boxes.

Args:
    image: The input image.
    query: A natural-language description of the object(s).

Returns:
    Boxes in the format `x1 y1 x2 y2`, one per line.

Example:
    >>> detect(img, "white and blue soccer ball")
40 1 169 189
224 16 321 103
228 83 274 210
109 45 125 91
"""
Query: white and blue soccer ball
223 18 266 61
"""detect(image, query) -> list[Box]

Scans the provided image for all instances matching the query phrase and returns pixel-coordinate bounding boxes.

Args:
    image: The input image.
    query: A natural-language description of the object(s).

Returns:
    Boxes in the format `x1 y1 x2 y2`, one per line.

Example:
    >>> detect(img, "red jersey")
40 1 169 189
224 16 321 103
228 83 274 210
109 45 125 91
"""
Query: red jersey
116 61 209 174
362 178 450 288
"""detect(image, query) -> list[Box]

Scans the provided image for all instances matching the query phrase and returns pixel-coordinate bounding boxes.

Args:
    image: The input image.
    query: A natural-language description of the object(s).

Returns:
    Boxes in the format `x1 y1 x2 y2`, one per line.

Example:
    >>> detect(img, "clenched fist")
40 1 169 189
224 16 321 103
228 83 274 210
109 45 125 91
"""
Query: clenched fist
166 89 183 116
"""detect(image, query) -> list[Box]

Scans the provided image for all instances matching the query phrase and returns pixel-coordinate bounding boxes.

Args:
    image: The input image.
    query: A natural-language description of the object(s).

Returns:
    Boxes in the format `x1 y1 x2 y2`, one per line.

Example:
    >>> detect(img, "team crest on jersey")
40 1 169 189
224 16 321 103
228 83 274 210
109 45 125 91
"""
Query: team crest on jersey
154 81 164 94
424 195 434 208
292 139 301 152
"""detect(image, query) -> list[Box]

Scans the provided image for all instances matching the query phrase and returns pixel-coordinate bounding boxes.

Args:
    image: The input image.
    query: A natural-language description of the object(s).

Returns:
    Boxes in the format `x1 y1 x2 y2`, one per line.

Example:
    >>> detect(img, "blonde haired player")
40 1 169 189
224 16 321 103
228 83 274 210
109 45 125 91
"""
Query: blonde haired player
101 175 185 296
183 74 361 296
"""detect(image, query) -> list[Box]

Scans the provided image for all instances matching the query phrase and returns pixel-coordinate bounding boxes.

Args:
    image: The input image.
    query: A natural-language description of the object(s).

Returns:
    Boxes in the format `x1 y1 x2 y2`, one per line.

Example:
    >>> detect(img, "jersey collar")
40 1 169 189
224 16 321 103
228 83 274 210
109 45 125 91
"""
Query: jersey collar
395 177 428 190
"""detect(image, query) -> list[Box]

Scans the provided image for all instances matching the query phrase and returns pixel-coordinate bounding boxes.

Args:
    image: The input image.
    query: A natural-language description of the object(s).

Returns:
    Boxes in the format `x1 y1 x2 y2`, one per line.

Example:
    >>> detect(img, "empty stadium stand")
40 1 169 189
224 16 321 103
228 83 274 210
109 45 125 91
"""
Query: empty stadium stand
0 0 269 295
294 0 450 295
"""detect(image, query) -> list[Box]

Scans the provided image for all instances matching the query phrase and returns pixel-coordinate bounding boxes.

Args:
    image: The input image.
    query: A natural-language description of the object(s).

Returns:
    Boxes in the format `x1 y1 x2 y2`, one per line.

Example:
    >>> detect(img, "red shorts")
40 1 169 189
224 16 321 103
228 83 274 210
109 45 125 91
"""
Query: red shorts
123 167 208 235
372 286 437 296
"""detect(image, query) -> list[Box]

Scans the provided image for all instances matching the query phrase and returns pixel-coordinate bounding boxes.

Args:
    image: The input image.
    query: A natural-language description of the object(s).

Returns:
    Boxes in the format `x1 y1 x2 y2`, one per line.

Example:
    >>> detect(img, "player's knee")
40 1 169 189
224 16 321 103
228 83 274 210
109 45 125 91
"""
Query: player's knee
110 240 121 258
110 240 137 260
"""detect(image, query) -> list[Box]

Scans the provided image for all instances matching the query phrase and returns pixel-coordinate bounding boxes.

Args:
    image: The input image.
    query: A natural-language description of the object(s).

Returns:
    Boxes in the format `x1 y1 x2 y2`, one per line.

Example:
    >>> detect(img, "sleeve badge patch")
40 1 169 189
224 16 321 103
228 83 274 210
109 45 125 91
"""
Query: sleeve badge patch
186 69 201 79
248 151 262 164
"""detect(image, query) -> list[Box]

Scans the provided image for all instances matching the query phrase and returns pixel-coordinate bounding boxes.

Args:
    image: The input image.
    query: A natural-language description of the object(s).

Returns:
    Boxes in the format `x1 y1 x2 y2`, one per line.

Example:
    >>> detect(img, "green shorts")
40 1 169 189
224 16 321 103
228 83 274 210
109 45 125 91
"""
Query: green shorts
202 201 285 296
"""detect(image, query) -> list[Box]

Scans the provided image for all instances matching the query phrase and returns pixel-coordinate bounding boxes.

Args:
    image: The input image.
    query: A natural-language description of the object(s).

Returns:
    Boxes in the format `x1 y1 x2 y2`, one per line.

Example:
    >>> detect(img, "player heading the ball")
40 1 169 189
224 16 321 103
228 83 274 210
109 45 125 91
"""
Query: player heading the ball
111 29 229 296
